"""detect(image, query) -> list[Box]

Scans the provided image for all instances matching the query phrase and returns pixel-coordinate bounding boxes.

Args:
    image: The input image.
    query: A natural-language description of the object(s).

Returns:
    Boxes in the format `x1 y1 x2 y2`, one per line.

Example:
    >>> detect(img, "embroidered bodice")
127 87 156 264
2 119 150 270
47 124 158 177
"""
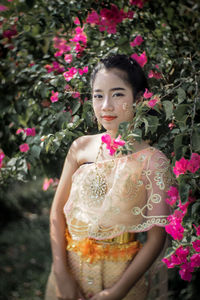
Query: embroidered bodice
64 147 172 241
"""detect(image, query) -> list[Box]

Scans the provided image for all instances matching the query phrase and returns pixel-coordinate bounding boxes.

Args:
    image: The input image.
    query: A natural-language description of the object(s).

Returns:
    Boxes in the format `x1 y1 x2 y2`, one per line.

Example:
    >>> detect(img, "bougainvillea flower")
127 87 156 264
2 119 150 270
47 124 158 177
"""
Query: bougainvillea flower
165 186 179 206
19 143 29 152
64 54 73 64
72 92 80 98
42 178 54 191
175 246 190 264
131 51 147 67
0 5 8 11
78 66 88 75
190 253 200 268
50 91 59 103
143 88 153 99
173 157 189 177
86 10 100 25
168 122 175 130
187 153 200 173
130 35 144 47
0 150 5 168
25 128 36 136
130 0 145 8
192 240 200 252
165 212 184 240
147 98 158 108
193 224 200 236
74 17 80 25
179 262 194 281
16 128 24 134
63 67 78 81
162 256 177 268
148 70 162 79
101 134 125 156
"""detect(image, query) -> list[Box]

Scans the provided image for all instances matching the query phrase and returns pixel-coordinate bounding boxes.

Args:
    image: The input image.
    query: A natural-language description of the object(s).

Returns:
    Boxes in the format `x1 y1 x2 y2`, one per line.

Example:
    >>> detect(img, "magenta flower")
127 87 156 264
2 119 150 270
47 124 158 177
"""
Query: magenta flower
143 88 153 99
162 256 176 268
190 253 200 268
165 212 184 240
50 91 59 103
19 143 29 153
70 26 87 45
42 178 54 191
86 10 100 25
74 17 80 25
78 66 88 75
72 92 80 98
187 153 200 173
0 150 5 168
165 186 179 206
168 122 175 130
175 246 190 264
130 0 145 9
0 5 8 11
130 35 144 47
179 262 194 281
131 51 147 67
148 70 162 79
16 128 24 135
147 98 158 108
64 54 73 64
25 128 36 136
173 157 189 177
101 134 125 156
192 240 200 252
193 224 200 236
63 67 77 81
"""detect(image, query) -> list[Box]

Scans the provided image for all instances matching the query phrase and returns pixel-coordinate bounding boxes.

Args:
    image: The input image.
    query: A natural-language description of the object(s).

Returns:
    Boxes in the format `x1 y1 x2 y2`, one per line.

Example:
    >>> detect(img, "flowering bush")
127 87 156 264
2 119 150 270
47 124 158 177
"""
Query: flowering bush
0 0 200 297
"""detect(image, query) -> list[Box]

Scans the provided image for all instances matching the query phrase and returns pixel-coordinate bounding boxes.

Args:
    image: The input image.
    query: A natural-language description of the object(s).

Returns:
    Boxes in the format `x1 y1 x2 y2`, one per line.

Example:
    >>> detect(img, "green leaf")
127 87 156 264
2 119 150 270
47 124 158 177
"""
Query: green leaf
174 104 189 121
192 128 200 151
30 145 41 159
177 87 186 103
162 101 173 120
179 182 190 203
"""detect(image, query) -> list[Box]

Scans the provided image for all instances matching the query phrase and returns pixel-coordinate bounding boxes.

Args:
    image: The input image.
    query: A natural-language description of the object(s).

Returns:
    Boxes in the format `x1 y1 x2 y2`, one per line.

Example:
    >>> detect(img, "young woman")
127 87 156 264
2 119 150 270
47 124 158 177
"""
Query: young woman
45 54 172 300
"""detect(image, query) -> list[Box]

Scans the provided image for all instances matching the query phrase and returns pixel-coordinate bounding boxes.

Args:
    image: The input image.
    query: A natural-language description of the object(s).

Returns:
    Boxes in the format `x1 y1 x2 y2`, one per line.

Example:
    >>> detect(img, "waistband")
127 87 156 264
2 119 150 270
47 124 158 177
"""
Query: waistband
65 228 142 263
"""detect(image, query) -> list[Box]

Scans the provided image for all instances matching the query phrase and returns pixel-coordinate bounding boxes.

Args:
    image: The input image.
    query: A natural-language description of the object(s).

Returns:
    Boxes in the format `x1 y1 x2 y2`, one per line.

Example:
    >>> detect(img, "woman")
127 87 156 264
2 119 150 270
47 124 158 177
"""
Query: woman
45 54 172 300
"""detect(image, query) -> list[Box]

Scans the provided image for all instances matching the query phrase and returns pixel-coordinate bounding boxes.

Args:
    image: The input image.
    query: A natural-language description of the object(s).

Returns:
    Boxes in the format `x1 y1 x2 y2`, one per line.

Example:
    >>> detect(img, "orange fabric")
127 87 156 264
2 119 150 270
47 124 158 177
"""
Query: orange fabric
65 228 142 263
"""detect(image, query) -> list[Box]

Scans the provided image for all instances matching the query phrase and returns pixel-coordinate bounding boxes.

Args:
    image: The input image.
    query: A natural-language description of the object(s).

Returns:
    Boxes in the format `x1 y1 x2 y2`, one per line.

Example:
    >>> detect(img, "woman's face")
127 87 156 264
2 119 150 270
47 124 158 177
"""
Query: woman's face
92 68 134 135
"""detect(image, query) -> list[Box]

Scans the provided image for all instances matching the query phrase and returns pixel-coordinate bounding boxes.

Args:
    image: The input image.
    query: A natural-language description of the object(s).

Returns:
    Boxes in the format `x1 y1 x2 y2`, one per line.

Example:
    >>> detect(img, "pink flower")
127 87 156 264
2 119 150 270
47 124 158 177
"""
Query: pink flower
193 224 200 236
16 128 24 135
131 51 147 67
148 70 162 79
50 91 59 103
70 27 87 45
190 253 200 268
168 122 175 130
187 153 200 173
165 212 184 240
101 134 125 156
143 88 153 99
42 178 54 191
63 67 77 81
78 66 88 75
124 10 134 19
165 186 179 206
72 92 80 98
175 246 190 264
130 35 144 47
19 143 29 153
52 61 65 73
0 150 5 168
0 5 8 11
74 17 80 25
162 256 176 268
64 54 73 64
192 240 200 252
25 128 36 136
173 157 189 177
86 10 100 25
130 0 145 8
179 262 194 281
147 98 158 108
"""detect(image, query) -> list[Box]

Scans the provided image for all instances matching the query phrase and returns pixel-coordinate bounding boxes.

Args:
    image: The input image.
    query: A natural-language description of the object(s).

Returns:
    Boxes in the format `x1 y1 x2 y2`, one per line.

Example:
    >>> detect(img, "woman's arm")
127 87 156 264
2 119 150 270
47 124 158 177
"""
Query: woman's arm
91 226 166 300
49 140 85 299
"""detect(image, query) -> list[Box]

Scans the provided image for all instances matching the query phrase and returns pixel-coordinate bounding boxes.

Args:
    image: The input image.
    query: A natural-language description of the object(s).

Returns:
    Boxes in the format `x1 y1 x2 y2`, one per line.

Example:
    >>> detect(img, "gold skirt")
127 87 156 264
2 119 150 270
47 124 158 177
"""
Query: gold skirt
45 231 149 300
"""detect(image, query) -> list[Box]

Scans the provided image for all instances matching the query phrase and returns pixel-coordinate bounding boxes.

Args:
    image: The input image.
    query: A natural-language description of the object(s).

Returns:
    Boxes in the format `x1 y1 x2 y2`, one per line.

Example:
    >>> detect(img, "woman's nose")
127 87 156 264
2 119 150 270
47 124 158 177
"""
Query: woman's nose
102 95 114 111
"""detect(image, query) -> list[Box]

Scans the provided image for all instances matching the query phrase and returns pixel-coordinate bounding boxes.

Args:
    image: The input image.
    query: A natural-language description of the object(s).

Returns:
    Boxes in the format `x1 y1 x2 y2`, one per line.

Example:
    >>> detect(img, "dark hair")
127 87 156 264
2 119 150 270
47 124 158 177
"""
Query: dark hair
91 54 148 99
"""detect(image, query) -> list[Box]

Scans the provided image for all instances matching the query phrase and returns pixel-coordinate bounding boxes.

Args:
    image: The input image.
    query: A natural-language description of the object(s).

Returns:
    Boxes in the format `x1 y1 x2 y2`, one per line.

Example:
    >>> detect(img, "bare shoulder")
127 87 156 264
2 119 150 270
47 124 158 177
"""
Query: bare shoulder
70 134 102 166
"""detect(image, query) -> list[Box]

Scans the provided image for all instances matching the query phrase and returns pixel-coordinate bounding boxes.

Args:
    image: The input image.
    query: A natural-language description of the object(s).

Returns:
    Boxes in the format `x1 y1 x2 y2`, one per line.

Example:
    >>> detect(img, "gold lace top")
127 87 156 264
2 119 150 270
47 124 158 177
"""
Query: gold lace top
64 147 173 241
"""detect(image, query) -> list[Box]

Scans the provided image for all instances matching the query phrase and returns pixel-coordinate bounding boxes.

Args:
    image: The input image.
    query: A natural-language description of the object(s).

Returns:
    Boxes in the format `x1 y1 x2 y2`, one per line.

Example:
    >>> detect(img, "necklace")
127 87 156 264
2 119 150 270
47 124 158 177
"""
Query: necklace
89 141 108 199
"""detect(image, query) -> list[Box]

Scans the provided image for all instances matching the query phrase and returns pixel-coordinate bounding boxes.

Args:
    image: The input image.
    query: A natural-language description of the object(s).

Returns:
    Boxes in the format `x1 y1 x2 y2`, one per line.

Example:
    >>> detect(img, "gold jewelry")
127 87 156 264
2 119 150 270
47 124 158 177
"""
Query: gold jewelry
90 141 107 199
97 120 102 131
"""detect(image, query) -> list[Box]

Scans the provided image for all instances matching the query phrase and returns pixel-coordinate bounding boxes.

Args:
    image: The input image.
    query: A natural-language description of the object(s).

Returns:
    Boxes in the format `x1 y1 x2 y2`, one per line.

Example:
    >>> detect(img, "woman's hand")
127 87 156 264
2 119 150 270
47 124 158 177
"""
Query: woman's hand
89 287 122 300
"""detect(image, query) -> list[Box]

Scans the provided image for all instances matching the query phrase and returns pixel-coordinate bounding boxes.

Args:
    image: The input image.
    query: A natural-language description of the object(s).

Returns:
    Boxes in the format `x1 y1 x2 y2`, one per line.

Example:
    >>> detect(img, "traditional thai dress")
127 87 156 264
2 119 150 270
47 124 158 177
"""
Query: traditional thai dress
45 147 172 300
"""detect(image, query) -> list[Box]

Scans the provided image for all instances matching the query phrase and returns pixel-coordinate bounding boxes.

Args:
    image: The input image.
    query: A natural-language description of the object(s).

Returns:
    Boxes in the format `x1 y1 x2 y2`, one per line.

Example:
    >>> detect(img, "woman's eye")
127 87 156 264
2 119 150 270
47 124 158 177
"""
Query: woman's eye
93 94 103 99
113 93 124 97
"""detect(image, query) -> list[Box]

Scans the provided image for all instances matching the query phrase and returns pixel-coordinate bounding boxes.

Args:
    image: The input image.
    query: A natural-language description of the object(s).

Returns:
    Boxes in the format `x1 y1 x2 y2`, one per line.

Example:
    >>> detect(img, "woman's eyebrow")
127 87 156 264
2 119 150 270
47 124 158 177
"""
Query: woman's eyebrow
93 87 126 92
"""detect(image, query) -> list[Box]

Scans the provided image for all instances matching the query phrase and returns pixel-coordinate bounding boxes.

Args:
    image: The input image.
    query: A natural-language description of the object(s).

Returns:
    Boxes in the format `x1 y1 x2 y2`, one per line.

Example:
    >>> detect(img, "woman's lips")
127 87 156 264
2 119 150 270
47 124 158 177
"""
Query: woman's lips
102 116 117 121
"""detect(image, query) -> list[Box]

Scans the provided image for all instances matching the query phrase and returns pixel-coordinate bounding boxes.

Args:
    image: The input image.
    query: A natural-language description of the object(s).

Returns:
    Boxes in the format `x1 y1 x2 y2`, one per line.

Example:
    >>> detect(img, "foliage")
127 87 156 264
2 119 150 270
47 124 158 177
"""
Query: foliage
0 0 200 298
